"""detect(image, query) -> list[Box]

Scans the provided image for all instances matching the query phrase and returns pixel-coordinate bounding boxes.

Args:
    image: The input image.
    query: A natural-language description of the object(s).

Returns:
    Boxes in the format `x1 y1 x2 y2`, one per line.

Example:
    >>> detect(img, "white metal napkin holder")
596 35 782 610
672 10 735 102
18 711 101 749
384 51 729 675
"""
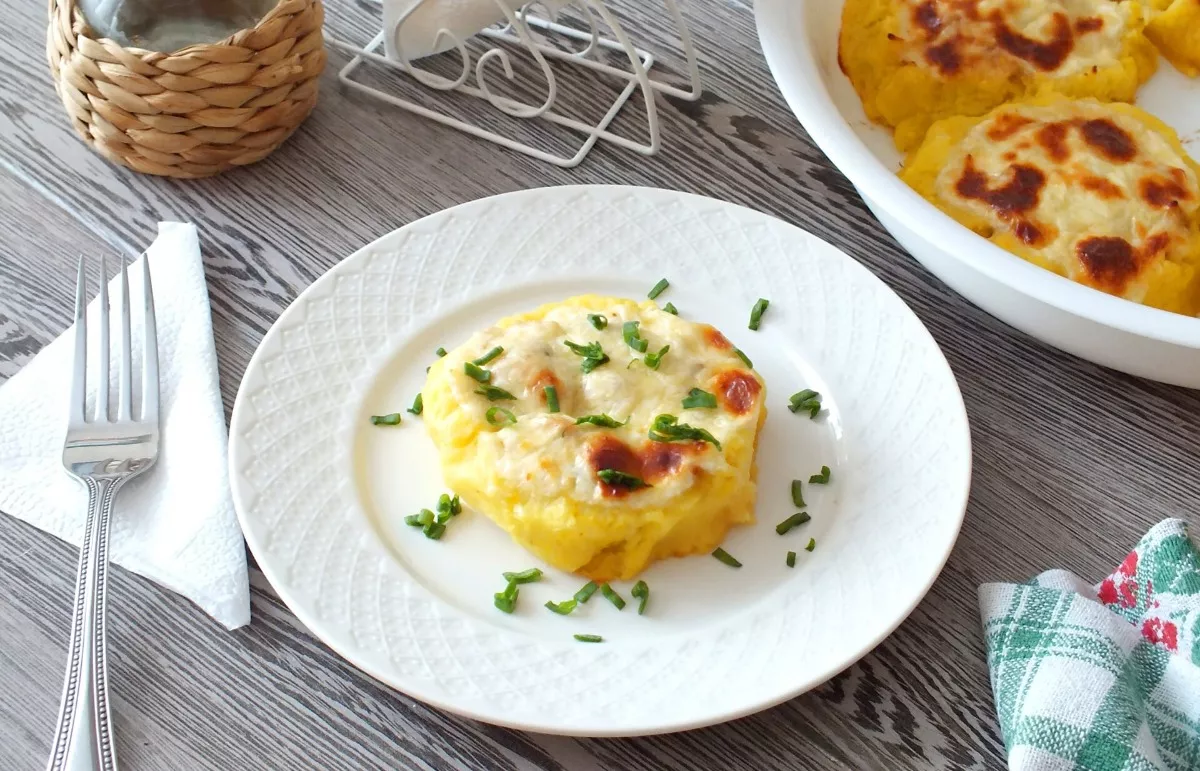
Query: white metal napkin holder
325 0 702 167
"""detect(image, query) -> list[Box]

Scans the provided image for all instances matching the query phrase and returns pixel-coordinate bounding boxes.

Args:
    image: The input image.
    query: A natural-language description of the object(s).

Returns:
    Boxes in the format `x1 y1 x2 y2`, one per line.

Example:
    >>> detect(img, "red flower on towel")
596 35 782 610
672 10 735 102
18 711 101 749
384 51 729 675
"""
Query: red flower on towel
1098 551 1139 609
1141 619 1178 652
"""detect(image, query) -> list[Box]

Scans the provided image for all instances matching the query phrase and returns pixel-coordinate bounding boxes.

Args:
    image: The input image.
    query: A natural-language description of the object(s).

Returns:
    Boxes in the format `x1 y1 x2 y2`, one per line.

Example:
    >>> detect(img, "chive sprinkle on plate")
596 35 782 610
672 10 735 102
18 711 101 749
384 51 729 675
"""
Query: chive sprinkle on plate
588 313 607 330
649 414 721 450
574 581 600 603
545 385 560 413
787 551 797 568
370 413 402 426
472 346 504 366
502 568 544 584
494 581 519 614
475 385 516 401
748 298 770 331
791 480 806 508
486 406 517 426
734 348 753 368
789 389 822 418
435 347 448 357
407 393 423 415
545 599 578 615
712 547 742 567
806 538 817 552
776 511 811 535
574 634 603 643
682 387 717 409
648 278 670 299
424 522 446 540
663 302 678 315
600 583 626 610
631 580 649 615
576 414 626 428
597 469 650 490
810 465 831 484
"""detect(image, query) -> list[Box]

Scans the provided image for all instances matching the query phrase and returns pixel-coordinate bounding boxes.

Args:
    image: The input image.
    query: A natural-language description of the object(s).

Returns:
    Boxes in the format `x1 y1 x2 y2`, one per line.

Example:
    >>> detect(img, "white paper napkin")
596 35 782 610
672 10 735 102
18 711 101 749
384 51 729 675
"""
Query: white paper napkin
0 222 250 630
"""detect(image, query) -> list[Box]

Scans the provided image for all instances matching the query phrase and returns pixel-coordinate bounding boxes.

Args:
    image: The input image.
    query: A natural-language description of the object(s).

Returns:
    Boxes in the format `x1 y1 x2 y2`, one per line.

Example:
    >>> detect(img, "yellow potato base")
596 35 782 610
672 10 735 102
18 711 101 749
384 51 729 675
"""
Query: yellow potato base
1146 0 1200 77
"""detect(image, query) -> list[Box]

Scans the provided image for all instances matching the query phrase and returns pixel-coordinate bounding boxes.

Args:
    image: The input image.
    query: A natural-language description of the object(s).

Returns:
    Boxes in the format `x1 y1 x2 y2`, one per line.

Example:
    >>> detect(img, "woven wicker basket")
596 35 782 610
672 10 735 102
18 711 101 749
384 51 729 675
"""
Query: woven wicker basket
47 0 327 178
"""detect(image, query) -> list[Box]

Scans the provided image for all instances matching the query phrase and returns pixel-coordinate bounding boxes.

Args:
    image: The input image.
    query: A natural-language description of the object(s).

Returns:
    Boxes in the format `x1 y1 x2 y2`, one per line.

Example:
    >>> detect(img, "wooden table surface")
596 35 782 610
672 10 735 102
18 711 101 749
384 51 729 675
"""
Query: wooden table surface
3 1 1198 769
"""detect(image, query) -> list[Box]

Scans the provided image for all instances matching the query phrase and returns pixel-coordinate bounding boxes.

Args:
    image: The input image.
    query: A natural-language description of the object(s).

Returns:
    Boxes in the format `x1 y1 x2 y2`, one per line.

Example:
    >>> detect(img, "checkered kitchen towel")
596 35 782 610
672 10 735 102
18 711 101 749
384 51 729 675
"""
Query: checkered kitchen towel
979 519 1200 771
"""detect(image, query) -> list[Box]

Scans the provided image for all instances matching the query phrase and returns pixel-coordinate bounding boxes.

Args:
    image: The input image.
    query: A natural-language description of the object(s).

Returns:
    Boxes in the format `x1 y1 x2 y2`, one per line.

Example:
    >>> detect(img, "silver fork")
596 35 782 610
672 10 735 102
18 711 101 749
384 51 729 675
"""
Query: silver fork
47 255 159 771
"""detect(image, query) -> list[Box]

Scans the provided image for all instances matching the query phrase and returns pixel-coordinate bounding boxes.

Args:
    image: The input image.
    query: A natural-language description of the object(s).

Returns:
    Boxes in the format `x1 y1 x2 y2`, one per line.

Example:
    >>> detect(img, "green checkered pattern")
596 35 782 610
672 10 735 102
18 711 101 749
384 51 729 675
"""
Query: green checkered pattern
979 520 1200 771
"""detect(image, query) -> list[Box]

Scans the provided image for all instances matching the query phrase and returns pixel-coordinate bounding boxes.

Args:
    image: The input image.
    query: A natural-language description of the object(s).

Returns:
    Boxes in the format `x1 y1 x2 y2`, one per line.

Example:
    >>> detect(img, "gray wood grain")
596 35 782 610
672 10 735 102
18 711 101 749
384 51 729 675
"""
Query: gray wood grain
1 0 1198 769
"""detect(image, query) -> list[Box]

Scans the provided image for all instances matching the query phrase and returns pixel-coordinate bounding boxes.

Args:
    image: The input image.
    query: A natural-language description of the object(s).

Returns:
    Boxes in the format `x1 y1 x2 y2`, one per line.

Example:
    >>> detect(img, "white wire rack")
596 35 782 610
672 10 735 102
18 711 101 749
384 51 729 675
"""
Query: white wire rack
325 0 702 167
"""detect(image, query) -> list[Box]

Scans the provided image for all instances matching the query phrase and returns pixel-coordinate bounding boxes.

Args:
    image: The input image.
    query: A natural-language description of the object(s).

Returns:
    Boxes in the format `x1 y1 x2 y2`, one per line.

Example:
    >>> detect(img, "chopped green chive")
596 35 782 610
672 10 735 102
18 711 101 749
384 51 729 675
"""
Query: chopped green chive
502 568 544 584
663 302 678 315
475 385 516 401
787 551 797 568
486 406 517 426
404 514 422 527
564 340 610 374
417 509 435 526
712 547 742 568
631 580 649 615
597 469 650 490
407 393 423 415
574 634 603 643
473 346 504 366
734 348 753 368
437 494 453 514
494 581 519 613
436 347 448 357
748 298 770 331
450 495 462 515
789 389 822 418
622 321 649 353
588 314 608 330
791 480 806 508
810 466 831 484
370 413 402 426
545 385 560 413
805 538 817 552
776 511 811 535
648 278 670 300
576 414 626 428
681 388 718 410
599 583 626 610
574 581 599 603
545 599 578 615
464 362 491 383
424 522 446 540
644 345 670 370
649 414 721 450
436 511 452 525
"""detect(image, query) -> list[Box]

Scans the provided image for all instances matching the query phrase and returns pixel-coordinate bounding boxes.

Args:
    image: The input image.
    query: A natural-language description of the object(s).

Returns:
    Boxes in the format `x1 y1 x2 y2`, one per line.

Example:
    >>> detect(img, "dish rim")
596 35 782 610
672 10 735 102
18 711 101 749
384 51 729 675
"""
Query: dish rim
754 0 1200 348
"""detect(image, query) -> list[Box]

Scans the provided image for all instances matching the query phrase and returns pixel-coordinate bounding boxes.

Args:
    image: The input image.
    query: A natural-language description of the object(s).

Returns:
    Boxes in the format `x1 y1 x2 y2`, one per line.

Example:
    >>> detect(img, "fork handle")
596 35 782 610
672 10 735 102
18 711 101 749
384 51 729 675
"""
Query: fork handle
47 478 120 771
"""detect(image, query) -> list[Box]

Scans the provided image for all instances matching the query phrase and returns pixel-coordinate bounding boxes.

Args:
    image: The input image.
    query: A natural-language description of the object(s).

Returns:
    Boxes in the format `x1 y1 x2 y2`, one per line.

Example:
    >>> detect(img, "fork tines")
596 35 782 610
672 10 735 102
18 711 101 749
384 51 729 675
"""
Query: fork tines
71 255 159 427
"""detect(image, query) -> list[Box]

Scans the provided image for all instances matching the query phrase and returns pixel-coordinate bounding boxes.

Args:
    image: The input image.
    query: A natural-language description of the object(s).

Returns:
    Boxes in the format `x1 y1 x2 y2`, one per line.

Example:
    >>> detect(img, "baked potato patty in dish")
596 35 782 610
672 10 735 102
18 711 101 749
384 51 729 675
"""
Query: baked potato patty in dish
839 0 1159 150
901 98 1200 314
421 295 767 581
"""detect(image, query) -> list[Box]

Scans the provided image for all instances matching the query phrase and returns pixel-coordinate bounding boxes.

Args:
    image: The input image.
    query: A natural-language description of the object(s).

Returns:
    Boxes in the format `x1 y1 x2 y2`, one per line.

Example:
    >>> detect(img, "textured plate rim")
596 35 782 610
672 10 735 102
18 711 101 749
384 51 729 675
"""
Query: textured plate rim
229 185 973 736
754 0 1200 348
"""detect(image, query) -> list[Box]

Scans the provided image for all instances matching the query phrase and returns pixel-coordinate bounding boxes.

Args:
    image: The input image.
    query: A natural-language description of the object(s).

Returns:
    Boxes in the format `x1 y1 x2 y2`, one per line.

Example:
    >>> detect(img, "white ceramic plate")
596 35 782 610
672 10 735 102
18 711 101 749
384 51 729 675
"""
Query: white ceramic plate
228 186 971 736
756 0 1200 388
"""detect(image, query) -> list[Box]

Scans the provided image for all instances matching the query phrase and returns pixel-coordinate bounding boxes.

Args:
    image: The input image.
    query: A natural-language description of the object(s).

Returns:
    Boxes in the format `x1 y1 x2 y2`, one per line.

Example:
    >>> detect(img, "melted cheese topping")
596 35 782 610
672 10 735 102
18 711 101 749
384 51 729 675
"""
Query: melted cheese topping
934 100 1199 299
435 297 762 506
897 0 1132 78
